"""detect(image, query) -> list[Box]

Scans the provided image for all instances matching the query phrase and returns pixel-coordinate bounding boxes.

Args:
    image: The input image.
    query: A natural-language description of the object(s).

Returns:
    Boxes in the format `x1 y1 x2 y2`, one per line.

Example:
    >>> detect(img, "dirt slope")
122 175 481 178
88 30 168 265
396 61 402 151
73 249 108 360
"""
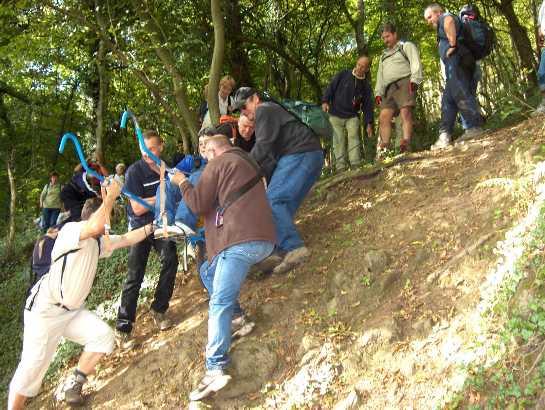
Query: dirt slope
29 117 545 409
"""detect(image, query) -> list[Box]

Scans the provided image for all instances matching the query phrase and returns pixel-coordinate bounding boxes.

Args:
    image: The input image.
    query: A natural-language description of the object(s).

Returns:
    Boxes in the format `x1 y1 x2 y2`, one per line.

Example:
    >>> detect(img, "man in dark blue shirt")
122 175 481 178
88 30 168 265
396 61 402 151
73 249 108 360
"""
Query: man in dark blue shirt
115 130 178 348
322 55 374 171
424 3 483 149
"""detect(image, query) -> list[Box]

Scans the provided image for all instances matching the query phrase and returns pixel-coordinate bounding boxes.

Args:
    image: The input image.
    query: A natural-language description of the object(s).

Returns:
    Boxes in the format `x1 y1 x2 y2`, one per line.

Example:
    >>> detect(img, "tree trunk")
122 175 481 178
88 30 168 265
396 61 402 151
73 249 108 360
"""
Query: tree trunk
225 0 253 86
95 37 108 165
7 148 16 256
497 0 537 85
341 0 367 55
207 0 225 127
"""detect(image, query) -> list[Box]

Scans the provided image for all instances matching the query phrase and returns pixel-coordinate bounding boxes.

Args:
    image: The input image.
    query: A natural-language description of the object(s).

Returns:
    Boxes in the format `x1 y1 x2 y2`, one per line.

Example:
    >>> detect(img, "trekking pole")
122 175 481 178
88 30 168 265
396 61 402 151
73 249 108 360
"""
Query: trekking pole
120 110 169 237
58 132 153 210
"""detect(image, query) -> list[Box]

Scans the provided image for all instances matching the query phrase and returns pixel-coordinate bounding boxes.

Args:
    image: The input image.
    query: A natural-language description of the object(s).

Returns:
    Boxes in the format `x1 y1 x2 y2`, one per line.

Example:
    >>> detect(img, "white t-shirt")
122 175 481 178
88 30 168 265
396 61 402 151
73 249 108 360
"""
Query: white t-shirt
200 93 231 131
41 222 114 309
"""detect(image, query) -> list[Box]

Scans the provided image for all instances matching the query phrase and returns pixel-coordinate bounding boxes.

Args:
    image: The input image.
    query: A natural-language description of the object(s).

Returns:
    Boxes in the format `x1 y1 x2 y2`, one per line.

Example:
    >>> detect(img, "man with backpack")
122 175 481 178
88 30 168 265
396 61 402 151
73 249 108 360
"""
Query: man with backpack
232 87 324 275
424 3 484 149
8 180 154 410
321 54 374 171
375 23 423 158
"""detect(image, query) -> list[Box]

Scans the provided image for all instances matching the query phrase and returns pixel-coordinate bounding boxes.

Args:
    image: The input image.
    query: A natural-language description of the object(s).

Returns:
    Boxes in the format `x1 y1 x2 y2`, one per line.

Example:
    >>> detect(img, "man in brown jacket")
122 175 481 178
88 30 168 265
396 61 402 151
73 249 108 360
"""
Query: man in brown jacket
171 135 276 401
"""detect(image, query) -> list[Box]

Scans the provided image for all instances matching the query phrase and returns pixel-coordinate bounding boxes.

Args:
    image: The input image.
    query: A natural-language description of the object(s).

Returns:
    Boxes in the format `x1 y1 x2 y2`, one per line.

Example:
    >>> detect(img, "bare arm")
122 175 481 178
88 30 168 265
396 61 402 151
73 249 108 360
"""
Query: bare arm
107 224 153 252
444 15 457 47
129 196 155 216
79 179 122 241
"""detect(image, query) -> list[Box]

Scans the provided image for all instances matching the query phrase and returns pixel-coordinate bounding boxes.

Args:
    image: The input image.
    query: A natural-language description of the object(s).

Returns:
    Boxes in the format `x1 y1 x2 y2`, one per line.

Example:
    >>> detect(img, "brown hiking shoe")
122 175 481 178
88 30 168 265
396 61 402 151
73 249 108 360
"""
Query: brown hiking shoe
272 246 310 275
151 309 173 331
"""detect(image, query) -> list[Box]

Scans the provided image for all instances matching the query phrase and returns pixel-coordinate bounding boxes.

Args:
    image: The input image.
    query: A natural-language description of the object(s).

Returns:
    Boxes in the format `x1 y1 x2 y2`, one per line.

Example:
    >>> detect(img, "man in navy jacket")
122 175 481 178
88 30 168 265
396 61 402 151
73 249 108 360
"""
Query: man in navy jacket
322 55 374 171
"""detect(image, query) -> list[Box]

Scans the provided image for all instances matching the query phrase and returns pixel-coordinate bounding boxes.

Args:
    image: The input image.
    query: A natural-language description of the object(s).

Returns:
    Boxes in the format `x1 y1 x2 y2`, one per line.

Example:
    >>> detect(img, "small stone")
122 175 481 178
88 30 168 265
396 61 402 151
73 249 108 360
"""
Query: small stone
333 389 360 410
326 190 339 202
379 271 401 293
412 318 433 337
297 334 322 359
398 357 416 377
363 250 390 275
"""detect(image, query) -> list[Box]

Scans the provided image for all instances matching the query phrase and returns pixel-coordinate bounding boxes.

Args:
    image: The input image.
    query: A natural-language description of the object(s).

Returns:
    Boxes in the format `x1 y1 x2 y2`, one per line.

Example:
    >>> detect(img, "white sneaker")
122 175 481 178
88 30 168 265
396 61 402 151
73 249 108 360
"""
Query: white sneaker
532 101 545 117
189 370 232 401
431 132 451 150
232 315 255 338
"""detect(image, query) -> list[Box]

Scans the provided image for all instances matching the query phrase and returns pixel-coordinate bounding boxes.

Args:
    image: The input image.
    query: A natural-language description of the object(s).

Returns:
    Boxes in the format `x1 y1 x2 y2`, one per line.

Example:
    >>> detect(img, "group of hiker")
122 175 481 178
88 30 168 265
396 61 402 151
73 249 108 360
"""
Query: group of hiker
9 1 545 408
323 3 494 171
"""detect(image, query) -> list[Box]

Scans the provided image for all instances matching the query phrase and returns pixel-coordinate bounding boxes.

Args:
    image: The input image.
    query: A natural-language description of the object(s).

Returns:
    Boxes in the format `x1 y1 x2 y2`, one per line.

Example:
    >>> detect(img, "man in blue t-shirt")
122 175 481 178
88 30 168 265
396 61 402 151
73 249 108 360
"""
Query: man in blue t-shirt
322 55 374 171
115 130 178 349
424 3 483 149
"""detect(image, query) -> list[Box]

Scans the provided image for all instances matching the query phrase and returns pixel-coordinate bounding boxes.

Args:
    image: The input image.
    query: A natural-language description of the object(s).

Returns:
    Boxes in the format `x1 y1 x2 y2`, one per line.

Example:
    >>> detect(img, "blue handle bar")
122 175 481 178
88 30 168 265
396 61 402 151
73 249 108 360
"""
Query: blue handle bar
120 110 181 175
58 132 153 210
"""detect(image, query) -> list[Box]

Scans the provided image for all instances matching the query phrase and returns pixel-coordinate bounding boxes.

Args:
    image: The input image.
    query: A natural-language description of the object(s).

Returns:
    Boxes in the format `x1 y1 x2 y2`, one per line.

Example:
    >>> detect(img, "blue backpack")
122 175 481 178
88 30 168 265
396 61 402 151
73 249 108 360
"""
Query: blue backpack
460 5 496 60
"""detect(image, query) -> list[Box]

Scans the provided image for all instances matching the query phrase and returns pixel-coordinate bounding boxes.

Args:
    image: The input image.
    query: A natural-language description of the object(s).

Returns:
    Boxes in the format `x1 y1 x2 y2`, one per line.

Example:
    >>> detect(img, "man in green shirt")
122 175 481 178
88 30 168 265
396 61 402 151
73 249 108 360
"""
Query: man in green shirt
375 23 423 157
40 172 62 232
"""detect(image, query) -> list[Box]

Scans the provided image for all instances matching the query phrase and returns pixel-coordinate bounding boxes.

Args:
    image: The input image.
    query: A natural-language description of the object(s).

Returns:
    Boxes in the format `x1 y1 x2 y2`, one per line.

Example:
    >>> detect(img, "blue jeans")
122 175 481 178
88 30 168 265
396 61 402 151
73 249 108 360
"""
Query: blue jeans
267 150 324 252
199 240 274 370
538 48 545 92
41 208 60 232
154 170 202 230
440 53 483 134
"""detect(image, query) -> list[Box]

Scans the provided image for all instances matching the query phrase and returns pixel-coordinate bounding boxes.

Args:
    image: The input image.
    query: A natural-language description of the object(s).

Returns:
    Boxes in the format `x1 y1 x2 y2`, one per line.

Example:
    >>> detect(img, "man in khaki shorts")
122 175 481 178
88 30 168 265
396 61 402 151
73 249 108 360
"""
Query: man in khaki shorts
375 22 423 158
8 180 154 409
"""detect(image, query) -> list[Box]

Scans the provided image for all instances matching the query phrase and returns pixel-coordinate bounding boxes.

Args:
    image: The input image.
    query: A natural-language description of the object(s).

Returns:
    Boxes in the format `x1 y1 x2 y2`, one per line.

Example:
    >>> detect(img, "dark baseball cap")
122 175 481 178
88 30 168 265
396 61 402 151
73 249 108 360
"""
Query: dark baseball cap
232 87 257 111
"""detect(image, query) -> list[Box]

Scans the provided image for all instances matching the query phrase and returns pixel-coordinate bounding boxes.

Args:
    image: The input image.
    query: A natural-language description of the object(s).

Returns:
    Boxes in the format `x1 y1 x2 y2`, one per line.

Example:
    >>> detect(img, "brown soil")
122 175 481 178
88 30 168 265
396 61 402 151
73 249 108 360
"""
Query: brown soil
28 117 545 409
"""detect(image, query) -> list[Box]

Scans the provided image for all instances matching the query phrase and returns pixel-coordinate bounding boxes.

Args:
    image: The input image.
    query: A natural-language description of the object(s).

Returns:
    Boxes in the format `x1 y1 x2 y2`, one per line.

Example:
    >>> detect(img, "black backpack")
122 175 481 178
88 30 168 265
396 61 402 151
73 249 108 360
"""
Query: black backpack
459 5 496 60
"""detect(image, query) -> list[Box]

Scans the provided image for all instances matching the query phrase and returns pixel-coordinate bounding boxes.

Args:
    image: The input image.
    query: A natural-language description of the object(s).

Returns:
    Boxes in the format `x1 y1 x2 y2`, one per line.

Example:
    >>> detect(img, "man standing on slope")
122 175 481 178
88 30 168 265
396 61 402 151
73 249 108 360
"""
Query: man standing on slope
321 55 374 171
115 130 178 348
8 180 154 409
232 87 324 275
170 135 276 400
424 3 483 149
375 23 423 158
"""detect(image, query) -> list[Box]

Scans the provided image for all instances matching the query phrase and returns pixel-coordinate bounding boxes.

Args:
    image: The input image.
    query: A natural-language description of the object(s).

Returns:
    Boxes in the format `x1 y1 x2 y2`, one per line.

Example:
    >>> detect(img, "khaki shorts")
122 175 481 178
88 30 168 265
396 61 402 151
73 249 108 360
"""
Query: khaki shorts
382 77 416 111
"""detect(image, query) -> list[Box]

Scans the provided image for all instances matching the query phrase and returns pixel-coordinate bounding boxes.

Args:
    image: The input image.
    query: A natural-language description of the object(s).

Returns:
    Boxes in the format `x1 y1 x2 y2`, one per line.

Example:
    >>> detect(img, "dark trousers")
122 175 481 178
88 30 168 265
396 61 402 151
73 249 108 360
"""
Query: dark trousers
440 53 483 134
116 236 178 333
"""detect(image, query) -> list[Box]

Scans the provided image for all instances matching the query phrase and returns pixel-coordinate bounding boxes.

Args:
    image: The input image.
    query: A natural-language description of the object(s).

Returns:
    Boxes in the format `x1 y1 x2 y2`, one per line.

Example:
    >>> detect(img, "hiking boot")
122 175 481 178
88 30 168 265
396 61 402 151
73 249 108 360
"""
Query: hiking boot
399 138 411 154
458 127 484 143
272 246 310 275
151 309 173 331
532 101 545 117
189 369 232 401
115 330 136 350
431 132 451 150
232 315 255 339
60 371 87 406
375 142 390 161
249 252 285 276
